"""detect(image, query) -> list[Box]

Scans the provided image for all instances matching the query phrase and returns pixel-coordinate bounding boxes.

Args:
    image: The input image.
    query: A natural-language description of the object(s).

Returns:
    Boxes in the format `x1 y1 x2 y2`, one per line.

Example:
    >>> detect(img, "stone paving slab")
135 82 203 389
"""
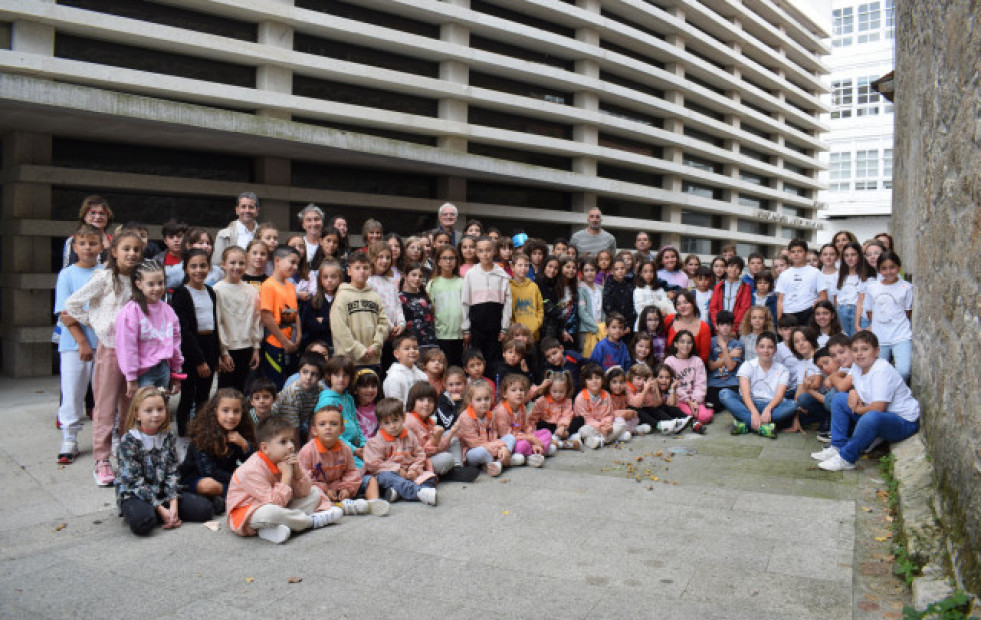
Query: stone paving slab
0 377 877 618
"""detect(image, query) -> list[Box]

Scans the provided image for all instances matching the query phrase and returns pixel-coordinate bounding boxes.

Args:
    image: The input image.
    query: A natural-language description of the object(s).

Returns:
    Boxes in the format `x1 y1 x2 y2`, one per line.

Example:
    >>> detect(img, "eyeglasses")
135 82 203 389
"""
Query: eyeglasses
87 211 107 217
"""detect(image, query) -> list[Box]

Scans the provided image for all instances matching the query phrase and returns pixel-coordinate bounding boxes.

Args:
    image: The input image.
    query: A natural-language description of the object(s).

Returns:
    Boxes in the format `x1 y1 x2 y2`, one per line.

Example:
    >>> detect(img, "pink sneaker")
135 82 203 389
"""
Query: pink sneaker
93 460 115 487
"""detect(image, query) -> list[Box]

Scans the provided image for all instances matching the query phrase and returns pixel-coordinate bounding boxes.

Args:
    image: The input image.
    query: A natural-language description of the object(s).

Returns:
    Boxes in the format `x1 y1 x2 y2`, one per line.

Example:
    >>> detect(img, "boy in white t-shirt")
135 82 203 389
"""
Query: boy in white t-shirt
775 239 828 326
811 331 920 471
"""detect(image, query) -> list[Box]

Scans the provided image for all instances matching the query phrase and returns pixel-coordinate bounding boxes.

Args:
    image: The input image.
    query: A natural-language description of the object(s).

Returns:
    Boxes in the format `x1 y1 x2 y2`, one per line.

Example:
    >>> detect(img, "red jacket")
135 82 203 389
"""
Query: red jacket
709 280 751 334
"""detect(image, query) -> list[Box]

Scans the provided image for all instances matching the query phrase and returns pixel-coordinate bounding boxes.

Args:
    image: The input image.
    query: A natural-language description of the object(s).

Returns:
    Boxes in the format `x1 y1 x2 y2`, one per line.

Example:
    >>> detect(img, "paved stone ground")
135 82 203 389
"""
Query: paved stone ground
0 377 909 619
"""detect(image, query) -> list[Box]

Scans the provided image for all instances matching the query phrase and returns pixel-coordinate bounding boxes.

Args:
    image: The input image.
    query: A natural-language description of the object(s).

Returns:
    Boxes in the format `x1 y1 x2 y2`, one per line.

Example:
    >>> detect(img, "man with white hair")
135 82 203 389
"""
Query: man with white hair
569 207 617 257
435 202 462 246
298 203 324 262
213 191 259 267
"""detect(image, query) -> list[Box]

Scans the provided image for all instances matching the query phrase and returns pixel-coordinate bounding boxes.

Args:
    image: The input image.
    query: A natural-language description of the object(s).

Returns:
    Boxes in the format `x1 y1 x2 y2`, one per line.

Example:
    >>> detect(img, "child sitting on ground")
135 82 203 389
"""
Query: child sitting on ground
706 311 743 413
574 362 629 449
315 355 367 467
363 398 438 505
404 383 479 483
297 405 390 516
606 366 647 436
353 368 380 438
664 330 713 428
456 379 512 477
492 375 551 468
226 417 343 544
531 370 582 450
247 378 277 425
626 364 689 435
272 353 326 444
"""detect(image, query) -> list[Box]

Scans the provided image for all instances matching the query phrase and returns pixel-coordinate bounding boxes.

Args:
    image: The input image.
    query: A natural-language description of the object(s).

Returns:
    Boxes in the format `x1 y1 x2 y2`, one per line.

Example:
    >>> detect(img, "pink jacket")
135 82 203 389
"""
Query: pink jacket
627 383 659 408
530 396 574 428
491 401 535 440
115 300 183 381
403 411 451 457
297 437 362 497
574 389 614 427
456 406 506 458
226 452 329 537
364 428 435 484
664 355 707 402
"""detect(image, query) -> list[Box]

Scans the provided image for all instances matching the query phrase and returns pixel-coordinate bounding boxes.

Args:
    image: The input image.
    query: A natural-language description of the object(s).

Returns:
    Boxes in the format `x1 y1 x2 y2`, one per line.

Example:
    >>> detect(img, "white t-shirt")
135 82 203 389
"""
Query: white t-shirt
187 286 215 331
863 279 913 345
816 332 830 348
774 342 798 389
694 289 712 322
836 273 862 306
235 220 256 250
850 359 919 422
737 358 790 401
775 265 827 313
820 270 839 305
305 240 318 263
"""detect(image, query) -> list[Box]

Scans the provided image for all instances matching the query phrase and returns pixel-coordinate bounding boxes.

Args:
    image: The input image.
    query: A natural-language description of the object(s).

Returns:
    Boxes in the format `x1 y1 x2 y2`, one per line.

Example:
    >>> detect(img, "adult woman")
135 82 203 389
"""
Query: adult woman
831 230 858 257
297 203 324 263
663 290 712 363
62 195 112 268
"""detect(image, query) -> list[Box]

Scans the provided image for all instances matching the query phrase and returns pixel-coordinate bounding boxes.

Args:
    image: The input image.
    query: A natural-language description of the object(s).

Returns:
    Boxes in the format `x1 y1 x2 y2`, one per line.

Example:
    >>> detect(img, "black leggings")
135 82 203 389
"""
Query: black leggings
632 406 686 427
437 339 464 368
177 333 219 436
217 347 253 393
120 493 213 536
537 416 585 437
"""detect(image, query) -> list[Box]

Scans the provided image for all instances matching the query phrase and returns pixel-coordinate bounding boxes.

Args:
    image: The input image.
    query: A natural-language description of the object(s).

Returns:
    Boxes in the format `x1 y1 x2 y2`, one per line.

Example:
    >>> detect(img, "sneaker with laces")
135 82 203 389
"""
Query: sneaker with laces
811 446 838 461
417 487 437 506
341 499 369 515
618 431 632 442
57 442 79 464
675 416 693 434
547 443 558 456
758 423 777 439
731 421 749 435
310 506 343 528
816 431 832 444
258 524 291 544
634 424 652 436
484 462 503 477
510 453 526 467
385 487 400 503
367 499 391 516
564 438 583 451
93 460 115 486
584 435 602 450
526 454 545 468
658 421 674 435
818 454 856 471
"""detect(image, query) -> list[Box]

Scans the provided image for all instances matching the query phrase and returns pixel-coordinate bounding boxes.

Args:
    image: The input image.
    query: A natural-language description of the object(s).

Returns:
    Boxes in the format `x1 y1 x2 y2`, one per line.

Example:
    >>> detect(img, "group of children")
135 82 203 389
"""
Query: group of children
53 199 919 541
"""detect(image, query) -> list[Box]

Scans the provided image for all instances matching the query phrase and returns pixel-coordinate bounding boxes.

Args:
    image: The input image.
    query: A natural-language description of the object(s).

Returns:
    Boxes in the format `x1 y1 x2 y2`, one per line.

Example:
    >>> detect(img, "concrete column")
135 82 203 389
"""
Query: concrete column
256 8 294 121
1 132 53 377
437 1 470 207
572 0 600 222
255 157 291 232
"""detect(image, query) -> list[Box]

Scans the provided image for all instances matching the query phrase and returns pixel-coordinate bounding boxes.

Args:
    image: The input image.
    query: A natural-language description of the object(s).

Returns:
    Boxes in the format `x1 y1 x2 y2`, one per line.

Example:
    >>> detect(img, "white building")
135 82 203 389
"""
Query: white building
0 0 829 375
818 0 895 244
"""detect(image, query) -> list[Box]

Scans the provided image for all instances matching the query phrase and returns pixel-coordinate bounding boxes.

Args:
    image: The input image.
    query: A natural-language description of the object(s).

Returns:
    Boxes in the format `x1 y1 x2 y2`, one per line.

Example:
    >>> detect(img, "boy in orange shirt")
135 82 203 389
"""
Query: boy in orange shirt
260 245 301 389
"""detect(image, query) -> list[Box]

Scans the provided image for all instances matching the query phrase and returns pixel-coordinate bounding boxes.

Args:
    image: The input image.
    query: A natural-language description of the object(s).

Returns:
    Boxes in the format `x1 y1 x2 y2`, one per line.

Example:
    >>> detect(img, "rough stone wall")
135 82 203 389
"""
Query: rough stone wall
892 0 981 594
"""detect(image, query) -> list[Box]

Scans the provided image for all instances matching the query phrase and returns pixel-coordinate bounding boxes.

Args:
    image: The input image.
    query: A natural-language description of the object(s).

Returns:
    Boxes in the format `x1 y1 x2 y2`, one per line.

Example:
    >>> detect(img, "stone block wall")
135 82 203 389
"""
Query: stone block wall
892 0 981 594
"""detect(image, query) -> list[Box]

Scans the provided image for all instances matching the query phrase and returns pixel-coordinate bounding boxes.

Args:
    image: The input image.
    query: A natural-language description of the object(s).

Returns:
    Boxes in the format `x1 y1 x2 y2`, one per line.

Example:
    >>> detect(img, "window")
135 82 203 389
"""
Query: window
831 79 853 119
885 0 895 38
682 154 720 174
680 237 717 254
883 149 893 189
857 3 881 44
855 150 878 190
682 182 715 199
857 76 881 116
829 152 851 191
832 7 854 47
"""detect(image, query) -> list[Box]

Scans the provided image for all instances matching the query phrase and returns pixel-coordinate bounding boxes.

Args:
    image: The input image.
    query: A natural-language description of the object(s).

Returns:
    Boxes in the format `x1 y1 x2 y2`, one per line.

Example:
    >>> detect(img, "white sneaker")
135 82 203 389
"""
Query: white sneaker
547 443 558 456
675 416 693 434
484 462 503 477
658 421 673 435
527 454 545 468
510 453 526 467
810 446 839 461
258 524 291 544
818 454 856 471
367 499 391 516
385 487 400 503
310 506 343 528
341 499 369 515
584 435 601 450
634 424 652 436
618 431 632 442
418 487 437 506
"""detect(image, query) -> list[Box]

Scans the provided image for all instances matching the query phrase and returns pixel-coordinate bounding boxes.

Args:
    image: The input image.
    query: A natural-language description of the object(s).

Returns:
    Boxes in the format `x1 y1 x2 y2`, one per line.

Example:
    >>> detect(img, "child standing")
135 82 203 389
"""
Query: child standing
64 230 144 486
664 330 713 426
404 383 480 482
399 262 438 353
154 218 187 296
383 334 427 406
692 266 715 324
577 257 605 357
170 249 220 437
856 251 913 383
543 257 579 347
181 388 255 515
775 239 828 324
226 417 342 544
299 260 342 355
633 260 673 330
354 368 380 438
819 244 840 306
574 362 629 448
364 398 438 505
298 406 389 516
330 250 389 368
655 246 689 298
510 252 545 343
115 260 183 397
427 244 465 366
602 259 635 331
706 311 743 414
835 243 869 337
243 239 269 292
215 247 262 392
709 257 752 333
259 245 302 390
589 313 631 371
462 236 512 365
54 224 103 464
456 379 513 476
458 235 478 277
637 306 668 366
752 271 779 324
116 387 214 535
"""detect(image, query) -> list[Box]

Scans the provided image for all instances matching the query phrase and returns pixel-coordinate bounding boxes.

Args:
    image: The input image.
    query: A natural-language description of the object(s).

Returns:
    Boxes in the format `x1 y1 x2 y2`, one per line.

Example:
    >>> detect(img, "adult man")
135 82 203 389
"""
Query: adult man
213 191 259 267
569 208 617 257
635 231 655 260
298 203 324 262
434 202 461 246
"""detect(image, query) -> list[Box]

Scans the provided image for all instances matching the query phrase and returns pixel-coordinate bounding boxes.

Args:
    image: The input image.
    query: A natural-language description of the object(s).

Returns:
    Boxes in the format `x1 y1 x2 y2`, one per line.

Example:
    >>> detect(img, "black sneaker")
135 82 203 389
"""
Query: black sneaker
816 431 832 444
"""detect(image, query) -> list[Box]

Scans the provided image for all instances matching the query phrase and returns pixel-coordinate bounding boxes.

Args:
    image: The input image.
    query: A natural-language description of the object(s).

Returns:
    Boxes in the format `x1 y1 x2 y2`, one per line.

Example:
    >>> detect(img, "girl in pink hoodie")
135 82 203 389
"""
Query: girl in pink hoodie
663 330 713 425
115 260 183 398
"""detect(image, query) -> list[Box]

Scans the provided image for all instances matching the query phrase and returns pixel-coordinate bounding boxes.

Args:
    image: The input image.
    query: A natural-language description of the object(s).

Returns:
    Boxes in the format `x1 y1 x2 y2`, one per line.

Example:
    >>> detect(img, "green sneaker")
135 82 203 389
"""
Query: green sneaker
731 420 748 435
758 423 777 439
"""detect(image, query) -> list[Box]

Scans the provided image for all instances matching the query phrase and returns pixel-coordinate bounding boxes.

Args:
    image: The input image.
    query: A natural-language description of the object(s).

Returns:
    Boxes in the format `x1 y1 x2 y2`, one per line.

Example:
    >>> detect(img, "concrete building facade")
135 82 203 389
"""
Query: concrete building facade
0 0 829 376
817 0 895 244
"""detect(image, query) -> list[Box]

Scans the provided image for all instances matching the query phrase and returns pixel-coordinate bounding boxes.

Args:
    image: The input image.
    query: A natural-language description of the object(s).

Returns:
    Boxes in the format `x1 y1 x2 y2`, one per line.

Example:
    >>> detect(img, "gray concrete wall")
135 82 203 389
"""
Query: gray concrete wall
892 0 981 594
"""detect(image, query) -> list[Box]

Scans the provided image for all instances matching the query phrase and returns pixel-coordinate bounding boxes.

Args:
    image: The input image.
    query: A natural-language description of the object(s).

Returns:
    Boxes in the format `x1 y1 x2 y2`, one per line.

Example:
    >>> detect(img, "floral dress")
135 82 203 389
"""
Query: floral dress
399 291 438 351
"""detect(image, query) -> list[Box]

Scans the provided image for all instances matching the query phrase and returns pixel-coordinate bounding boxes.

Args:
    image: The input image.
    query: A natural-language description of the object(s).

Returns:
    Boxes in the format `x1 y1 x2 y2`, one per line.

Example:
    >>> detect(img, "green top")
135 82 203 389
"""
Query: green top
426 276 464 340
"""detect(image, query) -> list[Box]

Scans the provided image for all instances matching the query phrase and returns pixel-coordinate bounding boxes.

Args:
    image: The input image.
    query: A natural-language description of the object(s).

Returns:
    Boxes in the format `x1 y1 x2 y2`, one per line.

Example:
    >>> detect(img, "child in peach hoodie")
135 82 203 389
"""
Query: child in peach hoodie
574 362 629 449
363 398 437 505
491 374 552 467
530 370 582 450
297 406 390 517
403 383 480 483
226 417 342 544
455 379 513 477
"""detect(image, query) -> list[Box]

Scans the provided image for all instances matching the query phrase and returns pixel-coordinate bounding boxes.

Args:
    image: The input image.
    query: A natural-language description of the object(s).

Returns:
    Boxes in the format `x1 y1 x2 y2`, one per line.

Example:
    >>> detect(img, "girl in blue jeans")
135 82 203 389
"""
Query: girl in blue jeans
719 331 797 439
811 331 919 471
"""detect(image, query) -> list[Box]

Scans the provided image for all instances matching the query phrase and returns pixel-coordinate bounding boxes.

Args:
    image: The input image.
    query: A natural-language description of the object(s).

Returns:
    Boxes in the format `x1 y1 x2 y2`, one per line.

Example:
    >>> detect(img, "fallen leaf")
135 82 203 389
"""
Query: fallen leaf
245 577 255 583
861 506 872 512
499 478 510 484
288 577 302 584
635 457 644 462
651 476 659 482
54 523 67 532
502 510 510 516
202 521 221 532
874 536 888 542
885 515 894 523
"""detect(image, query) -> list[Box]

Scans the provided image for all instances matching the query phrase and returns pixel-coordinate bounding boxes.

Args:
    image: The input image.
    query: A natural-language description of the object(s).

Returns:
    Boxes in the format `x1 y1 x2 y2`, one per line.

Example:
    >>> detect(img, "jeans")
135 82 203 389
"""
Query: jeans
718 389 797 427
466 434 517 466
138 361 170 390
796 392 830 430
878 339 912 384
830 392 919 463
375 471 436 501
838 304 857 337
